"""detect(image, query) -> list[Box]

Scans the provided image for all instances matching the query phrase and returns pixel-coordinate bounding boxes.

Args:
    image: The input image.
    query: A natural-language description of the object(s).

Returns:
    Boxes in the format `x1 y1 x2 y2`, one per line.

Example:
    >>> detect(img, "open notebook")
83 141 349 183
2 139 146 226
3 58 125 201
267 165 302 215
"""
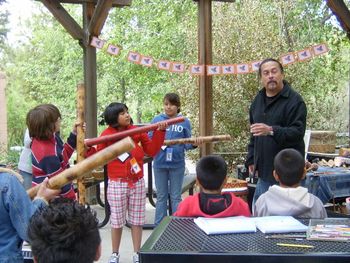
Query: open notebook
194 216 308 235
194 216 256 235
254 216 308 234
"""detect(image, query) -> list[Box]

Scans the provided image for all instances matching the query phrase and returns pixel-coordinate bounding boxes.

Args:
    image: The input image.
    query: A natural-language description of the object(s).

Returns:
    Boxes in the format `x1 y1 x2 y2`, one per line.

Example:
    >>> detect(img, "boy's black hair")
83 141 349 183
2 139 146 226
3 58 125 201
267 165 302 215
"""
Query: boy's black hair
196 155 227 190
28 198 101 263
273 148 305 186
102 102 130 128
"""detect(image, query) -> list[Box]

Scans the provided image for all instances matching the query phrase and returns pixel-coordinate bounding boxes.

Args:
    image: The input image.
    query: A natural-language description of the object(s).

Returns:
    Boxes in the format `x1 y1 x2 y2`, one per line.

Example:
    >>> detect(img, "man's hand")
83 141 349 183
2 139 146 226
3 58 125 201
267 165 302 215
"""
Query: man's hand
248 164 258 177
250 123 273 136
36 177 60 203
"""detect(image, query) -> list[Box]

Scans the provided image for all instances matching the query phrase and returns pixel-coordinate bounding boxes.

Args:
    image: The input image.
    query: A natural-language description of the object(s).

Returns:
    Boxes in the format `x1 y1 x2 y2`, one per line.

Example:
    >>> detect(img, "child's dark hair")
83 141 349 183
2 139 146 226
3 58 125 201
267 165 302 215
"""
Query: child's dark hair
164 93 181 113
26 104 61 140
28 198 101 263
196 155 227 190
274 148 305 186
102 102 129 128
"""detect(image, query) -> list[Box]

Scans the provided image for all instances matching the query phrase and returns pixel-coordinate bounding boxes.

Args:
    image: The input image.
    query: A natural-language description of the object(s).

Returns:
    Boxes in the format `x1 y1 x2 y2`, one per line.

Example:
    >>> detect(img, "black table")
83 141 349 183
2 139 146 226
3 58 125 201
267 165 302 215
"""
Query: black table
140 217 350 263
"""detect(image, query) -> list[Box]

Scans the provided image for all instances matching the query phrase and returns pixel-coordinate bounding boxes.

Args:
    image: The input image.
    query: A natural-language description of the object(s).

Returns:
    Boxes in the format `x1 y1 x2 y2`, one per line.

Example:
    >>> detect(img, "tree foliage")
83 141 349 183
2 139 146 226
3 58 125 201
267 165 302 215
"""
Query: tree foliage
0 0 9 55
2 0 350 166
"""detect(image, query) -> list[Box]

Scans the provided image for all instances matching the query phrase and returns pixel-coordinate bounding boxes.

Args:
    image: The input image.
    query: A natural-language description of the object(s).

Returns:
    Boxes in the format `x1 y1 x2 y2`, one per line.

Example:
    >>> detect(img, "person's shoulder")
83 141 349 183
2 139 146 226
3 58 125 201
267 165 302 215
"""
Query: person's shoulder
152 113 167 122
308 192 324 205
185 193 199 200
0 170 22 186
100 126 116 135
285 83 304 99
0 171 12 182
180 115 191 125
254 191 270 206
182 193 199 205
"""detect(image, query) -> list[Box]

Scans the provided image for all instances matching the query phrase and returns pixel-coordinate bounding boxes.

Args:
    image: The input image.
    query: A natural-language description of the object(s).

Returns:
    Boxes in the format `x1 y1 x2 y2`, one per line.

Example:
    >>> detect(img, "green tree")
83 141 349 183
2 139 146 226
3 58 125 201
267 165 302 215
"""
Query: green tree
2 0 350 166
0 0 9 57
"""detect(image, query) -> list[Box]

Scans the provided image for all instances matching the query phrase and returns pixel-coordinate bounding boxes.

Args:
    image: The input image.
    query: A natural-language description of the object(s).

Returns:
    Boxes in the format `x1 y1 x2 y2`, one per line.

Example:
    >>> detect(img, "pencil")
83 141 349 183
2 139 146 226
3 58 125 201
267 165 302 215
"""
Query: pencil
266 234 306 240
276 243 314 249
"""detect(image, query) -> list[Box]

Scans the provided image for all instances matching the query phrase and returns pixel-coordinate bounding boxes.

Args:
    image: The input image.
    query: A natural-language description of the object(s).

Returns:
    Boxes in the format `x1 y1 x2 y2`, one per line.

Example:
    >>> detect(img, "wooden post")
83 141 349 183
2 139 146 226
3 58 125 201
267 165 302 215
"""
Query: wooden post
198 0 214 157
76 82 86 204
0 72 7 155
83 2 98 139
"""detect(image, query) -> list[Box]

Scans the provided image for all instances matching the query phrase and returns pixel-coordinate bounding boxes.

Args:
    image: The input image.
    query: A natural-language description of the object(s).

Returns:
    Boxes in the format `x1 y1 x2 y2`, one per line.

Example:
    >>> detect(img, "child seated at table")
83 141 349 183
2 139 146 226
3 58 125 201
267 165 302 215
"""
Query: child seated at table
174 155 251 218
253 148 327 218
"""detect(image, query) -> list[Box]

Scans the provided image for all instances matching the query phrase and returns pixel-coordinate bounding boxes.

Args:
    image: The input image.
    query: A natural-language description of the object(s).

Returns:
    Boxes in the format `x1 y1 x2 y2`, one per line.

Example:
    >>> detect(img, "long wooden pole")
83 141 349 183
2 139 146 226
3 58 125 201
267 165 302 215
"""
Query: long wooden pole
76 82 86 204
198 0 213 157
164 135 231 146
27 137 135 199
84 116 185 147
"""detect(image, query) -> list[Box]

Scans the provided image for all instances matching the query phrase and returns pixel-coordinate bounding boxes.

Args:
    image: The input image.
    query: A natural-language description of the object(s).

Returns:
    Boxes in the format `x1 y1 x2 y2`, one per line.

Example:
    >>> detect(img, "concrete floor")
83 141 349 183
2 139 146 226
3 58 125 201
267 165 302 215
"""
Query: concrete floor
94 160 197 263
93 202 156 263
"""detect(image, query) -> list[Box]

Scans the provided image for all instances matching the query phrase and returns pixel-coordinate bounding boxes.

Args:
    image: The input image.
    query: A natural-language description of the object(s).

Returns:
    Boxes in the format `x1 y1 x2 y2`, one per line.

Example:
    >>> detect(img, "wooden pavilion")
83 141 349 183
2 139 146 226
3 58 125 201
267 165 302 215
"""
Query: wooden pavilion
35 0 350 153
32 0 350 203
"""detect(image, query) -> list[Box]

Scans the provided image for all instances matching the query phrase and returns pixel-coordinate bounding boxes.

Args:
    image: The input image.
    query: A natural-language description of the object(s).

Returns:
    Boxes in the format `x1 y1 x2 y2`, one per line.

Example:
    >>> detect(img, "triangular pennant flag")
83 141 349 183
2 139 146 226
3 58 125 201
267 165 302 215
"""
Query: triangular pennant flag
251 60 262 72
236 63 250 74
127 51 141 64
140 56 154 67
280 53 296 66
157 60 172 71
171 62 185 73
297 48 312 61
312 43 329 56
90 36 105 49
207 65 221 75
107 44 120 56
189 65 204 75
222 64 235 75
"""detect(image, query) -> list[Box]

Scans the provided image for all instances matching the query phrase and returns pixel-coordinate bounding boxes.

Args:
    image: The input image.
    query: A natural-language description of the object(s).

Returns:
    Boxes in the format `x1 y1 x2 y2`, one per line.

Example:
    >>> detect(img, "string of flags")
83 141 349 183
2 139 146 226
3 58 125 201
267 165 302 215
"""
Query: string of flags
90 36 329 76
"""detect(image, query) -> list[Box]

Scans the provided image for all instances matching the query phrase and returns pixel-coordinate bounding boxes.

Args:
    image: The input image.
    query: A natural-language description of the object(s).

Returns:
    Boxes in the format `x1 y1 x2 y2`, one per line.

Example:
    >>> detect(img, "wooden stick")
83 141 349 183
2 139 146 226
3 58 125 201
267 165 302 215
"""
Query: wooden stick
164 135 231 146
76 82 86 204
27 137 135 199
84 116 185 147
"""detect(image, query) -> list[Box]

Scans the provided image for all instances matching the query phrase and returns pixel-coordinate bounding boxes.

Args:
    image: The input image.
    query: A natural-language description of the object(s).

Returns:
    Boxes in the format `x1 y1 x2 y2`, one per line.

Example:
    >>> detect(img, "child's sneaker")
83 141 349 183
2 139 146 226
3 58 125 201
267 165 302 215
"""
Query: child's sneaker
132 253 139 263
109 253 119 263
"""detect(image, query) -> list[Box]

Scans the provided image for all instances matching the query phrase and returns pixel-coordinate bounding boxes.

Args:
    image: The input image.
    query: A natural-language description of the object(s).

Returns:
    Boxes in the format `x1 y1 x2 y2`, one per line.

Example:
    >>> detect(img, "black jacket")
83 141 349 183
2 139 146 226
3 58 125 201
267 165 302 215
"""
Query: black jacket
246 81 307 182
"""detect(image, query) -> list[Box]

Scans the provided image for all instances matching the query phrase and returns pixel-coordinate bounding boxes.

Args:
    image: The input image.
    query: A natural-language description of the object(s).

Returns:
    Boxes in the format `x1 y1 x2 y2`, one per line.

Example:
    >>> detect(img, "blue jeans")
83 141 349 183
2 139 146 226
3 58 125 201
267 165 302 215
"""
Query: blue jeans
19 170 32 190
154 167 185 225
252 178 277 207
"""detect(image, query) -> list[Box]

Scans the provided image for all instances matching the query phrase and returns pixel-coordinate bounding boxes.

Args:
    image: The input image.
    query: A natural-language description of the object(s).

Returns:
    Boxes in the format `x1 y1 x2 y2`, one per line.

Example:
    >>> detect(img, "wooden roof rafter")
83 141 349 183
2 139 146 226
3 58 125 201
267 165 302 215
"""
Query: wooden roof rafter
51 0 131 7
40 0 84 40
326 0 350 39
36 0 131 41
88 0 113 37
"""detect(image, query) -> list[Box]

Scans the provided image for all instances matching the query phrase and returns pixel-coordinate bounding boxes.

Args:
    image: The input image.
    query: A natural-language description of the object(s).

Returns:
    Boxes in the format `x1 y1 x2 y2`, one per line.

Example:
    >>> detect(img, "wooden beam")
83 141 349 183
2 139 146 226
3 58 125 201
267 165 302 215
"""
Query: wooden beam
88 0 113 36
83 2 98 139
327 0 350 38
38 0 132 7
40 0 84 40
198 0 213 157
193 0 234 2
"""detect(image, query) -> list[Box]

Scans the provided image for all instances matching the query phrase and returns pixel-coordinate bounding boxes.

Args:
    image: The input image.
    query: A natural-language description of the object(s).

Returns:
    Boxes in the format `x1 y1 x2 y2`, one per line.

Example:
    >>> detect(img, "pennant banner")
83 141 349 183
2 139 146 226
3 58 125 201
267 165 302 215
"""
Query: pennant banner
90 37 329 76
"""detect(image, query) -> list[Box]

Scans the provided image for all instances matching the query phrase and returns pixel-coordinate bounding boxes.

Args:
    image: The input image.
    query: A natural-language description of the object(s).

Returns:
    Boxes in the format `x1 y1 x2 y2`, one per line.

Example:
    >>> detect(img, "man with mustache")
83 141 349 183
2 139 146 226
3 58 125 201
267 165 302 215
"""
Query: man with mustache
246 58 307 209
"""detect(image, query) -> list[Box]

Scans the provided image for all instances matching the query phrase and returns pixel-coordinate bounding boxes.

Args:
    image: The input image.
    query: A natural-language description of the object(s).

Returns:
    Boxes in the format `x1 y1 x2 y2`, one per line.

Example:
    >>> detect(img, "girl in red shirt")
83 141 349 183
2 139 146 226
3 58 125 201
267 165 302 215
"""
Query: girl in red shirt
91 102 166 263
